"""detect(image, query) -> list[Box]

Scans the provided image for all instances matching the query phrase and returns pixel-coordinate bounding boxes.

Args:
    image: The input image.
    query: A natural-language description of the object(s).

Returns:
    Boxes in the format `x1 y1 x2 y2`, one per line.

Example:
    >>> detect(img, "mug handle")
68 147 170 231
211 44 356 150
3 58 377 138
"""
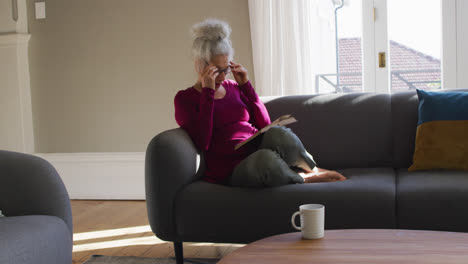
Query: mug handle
291 211 302 231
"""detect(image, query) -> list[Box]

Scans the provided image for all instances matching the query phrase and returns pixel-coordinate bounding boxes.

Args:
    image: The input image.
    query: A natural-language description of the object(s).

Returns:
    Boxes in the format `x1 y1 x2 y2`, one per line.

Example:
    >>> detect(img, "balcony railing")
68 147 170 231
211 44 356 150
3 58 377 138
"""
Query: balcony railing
315 69 441 93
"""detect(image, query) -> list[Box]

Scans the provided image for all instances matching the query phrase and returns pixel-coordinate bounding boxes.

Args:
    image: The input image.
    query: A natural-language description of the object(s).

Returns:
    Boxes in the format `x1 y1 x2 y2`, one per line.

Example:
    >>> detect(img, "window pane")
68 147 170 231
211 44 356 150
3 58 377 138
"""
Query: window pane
316 0 363 93
338 0 363 93
388 0 442 92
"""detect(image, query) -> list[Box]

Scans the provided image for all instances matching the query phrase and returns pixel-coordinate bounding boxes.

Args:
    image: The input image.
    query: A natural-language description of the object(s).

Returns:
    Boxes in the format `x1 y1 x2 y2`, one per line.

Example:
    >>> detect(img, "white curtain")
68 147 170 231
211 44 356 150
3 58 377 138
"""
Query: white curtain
248 0 336 96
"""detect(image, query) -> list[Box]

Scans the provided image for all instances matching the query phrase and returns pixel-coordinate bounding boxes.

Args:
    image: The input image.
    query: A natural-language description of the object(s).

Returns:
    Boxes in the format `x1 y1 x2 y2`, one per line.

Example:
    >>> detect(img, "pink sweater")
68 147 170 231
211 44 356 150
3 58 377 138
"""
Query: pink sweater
174 79 271 184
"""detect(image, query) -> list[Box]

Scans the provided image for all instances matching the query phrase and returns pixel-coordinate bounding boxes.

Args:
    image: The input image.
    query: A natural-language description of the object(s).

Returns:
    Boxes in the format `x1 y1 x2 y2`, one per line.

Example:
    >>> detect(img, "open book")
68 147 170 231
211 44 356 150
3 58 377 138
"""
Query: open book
234 114 298 150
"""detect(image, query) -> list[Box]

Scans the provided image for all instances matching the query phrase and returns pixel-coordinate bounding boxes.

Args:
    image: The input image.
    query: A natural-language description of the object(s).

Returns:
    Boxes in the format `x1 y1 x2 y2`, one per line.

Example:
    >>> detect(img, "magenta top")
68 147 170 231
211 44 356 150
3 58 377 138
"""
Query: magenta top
174 79 271 184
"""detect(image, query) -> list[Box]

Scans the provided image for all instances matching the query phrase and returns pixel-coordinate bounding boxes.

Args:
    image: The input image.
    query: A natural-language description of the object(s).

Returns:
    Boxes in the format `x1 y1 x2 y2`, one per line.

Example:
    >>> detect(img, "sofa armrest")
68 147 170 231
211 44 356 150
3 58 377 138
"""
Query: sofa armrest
0 150 73 237
145 128 202 241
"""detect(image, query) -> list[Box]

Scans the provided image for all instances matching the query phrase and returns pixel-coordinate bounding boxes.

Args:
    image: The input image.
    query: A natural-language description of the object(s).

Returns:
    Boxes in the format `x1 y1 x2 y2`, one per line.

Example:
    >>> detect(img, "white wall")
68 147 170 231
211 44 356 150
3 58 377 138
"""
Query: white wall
0 39 23 151
0 0 34 153
0 0 16 33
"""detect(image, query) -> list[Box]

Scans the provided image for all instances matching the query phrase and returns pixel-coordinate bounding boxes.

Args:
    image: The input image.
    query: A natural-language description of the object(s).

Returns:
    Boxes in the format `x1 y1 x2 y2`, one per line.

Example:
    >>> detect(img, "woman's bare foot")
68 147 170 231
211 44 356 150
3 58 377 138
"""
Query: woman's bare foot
298 167 346 183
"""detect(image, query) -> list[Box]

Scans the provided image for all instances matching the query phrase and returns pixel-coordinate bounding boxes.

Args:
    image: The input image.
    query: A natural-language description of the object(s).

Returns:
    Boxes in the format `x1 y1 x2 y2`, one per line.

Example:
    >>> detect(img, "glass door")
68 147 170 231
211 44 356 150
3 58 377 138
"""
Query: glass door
317 0 448 94
336 0 364 93
315 0 365 94
387 0 442 92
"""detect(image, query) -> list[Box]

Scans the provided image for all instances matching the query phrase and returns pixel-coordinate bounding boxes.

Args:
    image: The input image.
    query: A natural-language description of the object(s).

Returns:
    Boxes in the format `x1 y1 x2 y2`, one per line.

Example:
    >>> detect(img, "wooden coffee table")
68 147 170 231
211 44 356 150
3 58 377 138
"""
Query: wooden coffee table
218 229 468 263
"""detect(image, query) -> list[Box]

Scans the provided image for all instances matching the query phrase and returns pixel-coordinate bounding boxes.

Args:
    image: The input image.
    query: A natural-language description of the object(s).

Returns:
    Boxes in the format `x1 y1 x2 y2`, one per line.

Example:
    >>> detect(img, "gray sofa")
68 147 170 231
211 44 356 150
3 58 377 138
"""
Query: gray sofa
0 150 73 264
145 89 468 263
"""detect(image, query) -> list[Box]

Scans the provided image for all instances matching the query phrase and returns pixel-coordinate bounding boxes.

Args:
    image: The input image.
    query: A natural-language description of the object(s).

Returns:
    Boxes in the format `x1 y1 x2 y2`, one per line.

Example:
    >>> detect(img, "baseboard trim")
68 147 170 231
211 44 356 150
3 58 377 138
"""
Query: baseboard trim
35 152 145 200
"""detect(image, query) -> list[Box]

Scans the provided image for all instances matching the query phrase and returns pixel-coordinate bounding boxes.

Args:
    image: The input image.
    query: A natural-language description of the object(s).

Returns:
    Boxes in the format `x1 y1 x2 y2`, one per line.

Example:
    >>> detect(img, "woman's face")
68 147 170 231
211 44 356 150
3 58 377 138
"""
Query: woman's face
209 55 230 89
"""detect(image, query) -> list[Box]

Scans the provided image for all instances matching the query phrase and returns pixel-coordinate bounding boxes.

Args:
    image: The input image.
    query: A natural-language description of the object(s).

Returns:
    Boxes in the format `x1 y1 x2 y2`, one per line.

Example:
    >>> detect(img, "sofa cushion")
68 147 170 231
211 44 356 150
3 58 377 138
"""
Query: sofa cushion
0 215 72 264
408 89 468 171
264 94 393 169
391 88 468 169
396 169 468 232
175 168 396 243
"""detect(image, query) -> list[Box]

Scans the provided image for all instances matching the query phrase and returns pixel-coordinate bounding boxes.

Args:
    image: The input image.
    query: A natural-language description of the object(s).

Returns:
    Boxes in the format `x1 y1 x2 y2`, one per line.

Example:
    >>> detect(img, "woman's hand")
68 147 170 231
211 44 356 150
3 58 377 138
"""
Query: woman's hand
230 61 249 86
200 65 219 90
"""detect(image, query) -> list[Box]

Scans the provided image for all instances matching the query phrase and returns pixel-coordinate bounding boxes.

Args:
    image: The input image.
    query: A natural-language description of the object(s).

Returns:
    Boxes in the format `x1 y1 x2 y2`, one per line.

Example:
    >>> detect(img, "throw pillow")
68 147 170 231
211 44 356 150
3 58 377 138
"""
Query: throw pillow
408 89 468 171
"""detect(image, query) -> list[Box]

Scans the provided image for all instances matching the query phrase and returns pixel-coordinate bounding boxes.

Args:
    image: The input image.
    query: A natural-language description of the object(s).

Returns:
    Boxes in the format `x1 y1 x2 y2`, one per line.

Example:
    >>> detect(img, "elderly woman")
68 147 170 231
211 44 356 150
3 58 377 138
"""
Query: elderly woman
175 19 346 187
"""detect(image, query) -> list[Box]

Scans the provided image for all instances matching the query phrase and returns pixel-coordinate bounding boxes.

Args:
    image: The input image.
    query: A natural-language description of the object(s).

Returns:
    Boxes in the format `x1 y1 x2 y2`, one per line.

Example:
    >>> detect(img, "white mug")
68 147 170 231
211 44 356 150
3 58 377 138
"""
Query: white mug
291 204 324 239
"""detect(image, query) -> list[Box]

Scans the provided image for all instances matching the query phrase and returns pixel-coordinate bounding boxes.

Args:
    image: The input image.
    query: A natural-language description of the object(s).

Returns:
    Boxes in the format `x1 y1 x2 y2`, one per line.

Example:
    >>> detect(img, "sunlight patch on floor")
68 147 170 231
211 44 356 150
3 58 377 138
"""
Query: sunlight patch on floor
73 236 165 252
74 225 153 241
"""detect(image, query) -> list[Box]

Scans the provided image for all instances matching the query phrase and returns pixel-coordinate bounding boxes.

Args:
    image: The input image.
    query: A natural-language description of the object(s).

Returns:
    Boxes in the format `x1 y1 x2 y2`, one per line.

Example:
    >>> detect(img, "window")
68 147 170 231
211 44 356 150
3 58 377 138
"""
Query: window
316 0 445 93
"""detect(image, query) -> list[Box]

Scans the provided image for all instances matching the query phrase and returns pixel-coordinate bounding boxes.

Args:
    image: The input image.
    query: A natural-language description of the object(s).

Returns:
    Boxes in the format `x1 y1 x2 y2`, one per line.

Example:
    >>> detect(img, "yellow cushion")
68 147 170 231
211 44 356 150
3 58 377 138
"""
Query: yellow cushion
409 120 468 171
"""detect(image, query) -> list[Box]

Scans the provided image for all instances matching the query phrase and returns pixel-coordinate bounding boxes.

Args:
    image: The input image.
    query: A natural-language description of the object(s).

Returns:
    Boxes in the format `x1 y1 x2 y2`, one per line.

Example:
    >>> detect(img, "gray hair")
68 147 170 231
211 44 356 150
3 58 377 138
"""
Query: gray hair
191 18 234 71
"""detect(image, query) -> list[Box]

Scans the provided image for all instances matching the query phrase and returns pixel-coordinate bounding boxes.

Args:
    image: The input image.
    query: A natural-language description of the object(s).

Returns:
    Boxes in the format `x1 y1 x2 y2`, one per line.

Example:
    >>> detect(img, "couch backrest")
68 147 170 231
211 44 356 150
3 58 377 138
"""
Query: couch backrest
264 89 468 170
390 91 419 168
264 93 393 169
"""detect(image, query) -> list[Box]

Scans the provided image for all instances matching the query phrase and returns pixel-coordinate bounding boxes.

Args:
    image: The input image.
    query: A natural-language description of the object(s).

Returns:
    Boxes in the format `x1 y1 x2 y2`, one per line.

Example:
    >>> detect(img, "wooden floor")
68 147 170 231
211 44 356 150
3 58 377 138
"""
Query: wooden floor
71 200 244 264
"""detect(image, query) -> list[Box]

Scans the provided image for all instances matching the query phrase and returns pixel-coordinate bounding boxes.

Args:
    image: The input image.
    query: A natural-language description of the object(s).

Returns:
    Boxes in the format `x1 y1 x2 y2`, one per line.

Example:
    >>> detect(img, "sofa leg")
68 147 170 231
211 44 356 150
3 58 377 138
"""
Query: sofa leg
174 241 183 264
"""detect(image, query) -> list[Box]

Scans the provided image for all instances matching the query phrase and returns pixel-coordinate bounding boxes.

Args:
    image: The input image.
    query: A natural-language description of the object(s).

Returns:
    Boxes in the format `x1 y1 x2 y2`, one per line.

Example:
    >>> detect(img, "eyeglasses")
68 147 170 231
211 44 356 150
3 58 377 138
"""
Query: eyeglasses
202 59 231 75
216 67 231 75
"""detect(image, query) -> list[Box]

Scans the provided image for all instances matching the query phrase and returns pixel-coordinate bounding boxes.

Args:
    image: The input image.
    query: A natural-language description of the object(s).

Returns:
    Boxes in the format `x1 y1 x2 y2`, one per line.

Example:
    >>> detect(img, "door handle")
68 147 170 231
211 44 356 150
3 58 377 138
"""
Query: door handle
379 52 386 68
